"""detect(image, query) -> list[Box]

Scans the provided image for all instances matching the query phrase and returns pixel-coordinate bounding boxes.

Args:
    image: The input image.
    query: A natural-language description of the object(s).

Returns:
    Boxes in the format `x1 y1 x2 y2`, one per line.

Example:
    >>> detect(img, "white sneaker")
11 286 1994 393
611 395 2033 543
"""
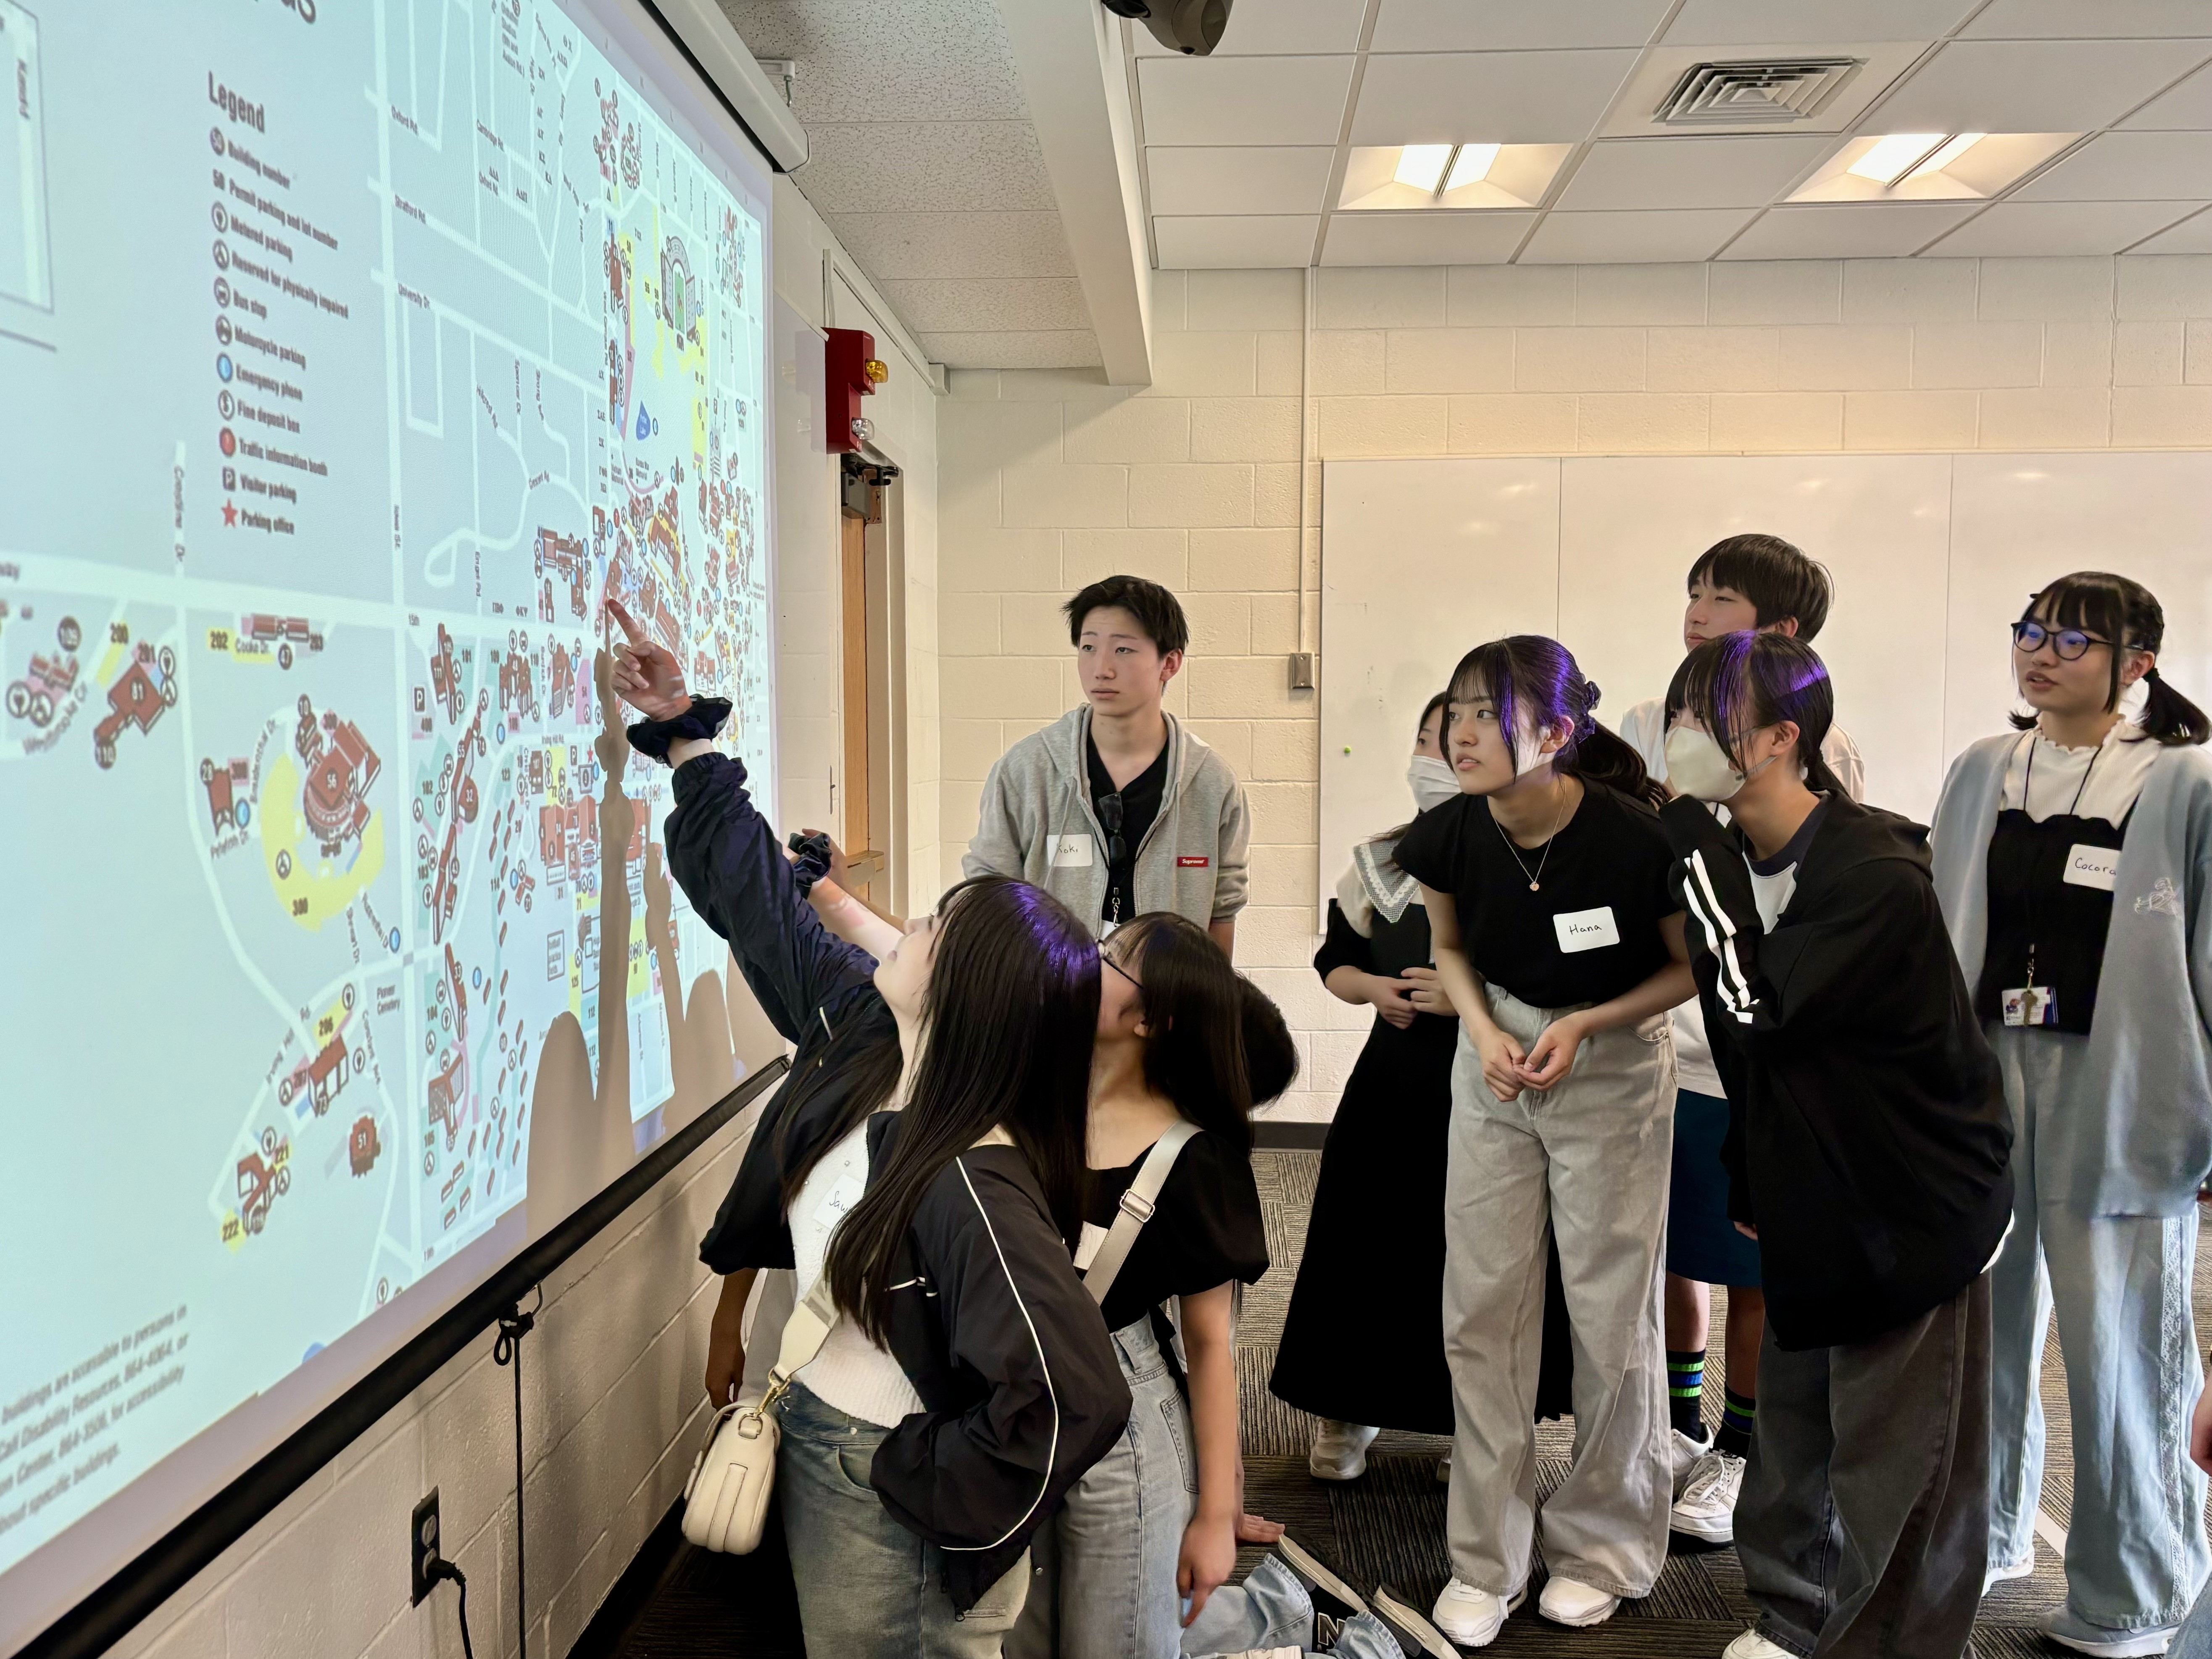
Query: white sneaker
1430 1578 1524 1648
1724 1630 1796 1659
2040 1609 2178 1656
1670 1427 1712 1495
1670 1447 1746 1543
1538 1576 1619 1627
1435 1450 1451 1485
1983 1555 2035 1593
1308 1420 1378 1481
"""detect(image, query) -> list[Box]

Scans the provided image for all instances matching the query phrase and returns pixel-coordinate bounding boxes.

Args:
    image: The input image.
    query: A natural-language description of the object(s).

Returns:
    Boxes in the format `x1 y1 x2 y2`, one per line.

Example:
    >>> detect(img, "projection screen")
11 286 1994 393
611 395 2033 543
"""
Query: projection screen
0 0 777 1648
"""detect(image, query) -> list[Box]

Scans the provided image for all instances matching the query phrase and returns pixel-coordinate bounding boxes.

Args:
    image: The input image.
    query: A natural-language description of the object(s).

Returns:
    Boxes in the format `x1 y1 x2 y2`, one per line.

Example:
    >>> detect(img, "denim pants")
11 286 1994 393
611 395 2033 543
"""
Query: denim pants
1009 1316 1194 1659
1986 1027 2209 1632
1179 1555 1406 1659
777 1380 1030 1658
1442 987 1675 1598
1739 1275 1991 1659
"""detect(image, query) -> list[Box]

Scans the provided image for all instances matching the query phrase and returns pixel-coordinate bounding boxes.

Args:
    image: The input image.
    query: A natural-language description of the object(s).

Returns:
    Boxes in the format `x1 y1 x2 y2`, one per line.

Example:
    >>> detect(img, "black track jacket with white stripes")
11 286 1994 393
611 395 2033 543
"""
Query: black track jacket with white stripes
1662 793 2013 1350
666 751 1130 1611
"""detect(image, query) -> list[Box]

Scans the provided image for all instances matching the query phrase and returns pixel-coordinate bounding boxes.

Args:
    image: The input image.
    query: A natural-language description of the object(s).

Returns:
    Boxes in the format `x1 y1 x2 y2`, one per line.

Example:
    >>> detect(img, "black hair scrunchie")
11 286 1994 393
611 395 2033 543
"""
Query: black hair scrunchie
625 696 732 762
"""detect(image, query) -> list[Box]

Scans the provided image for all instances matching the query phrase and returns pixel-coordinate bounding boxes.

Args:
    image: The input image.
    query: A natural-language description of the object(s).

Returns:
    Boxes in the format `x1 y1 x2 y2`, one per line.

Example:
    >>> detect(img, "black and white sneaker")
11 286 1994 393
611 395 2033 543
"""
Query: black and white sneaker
1276 1534 1368 1621
1371 1583 1462 1659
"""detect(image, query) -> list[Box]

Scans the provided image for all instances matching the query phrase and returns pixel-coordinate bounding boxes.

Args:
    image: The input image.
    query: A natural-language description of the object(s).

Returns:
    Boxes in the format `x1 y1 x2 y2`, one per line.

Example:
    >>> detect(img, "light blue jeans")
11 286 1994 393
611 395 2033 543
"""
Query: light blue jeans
1987 1028 2210 1632
777 1380 1030 1658
1009 1316 1195 1659
1180 1555 1406 1659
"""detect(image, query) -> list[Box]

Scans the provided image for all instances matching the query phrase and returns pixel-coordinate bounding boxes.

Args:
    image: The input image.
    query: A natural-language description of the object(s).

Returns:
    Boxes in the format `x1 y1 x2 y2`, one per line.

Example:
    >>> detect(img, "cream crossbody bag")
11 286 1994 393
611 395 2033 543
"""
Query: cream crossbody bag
681 1275 839 1554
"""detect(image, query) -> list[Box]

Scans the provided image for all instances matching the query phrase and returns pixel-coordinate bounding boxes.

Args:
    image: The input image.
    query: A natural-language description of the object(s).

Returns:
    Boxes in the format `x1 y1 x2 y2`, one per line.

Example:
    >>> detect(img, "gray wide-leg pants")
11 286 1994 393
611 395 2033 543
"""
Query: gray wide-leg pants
1442 986 1675 1599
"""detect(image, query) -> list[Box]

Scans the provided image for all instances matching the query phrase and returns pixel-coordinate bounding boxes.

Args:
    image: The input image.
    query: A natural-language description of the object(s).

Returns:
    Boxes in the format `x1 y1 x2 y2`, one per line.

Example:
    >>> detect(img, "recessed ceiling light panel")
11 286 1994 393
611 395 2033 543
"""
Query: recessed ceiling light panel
1340 144 1572 212
1792 132 2080 203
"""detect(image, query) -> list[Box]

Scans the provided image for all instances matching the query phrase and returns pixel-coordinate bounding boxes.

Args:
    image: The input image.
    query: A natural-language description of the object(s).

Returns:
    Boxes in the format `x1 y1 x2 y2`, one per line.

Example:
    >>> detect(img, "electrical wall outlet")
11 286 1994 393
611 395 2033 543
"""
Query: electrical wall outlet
410 1490 441 1606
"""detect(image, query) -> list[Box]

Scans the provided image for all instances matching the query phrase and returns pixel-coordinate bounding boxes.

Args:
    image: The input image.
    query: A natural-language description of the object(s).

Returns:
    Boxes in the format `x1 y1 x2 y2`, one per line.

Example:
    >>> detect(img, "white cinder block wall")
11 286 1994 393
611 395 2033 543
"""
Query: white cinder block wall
97 184 945 1659
938 254 2212 1122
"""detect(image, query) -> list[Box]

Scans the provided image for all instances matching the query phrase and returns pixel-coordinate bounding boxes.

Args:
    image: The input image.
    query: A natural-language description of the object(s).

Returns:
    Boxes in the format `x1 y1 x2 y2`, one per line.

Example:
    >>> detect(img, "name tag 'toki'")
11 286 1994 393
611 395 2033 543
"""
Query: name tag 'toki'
2063 845 2120 891
1553 906 1620 953
1051 834 1095 868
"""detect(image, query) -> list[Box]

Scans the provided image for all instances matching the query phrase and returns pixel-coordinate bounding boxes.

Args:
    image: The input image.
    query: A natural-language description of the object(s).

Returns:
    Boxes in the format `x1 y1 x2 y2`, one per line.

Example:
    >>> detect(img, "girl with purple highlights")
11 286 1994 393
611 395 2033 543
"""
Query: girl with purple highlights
1392 635 1694 1646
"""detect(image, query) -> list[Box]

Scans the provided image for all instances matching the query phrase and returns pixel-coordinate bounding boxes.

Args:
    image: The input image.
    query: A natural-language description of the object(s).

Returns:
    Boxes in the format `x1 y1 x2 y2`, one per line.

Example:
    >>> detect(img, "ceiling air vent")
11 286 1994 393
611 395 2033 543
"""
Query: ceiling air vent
1654 58 1863 125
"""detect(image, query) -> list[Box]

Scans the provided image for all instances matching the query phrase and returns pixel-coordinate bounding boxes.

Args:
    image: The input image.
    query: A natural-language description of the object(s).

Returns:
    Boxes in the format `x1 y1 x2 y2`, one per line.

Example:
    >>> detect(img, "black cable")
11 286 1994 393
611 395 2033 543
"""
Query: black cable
426 1560 474 1659
493 1287 542 1659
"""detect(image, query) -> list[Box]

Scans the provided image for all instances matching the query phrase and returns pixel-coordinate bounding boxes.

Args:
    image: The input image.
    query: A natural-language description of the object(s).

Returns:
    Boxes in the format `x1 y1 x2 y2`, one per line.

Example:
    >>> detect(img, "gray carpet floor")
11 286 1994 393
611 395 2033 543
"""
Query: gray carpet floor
606 1150 2204 1658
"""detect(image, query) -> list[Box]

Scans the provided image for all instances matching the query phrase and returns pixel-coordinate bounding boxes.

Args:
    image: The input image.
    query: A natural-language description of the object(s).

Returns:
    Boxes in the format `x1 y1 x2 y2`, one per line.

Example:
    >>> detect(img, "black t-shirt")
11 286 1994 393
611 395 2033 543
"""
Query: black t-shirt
1086 733 1169 929
1081 1129 1268 1334
1393 781 1680 1009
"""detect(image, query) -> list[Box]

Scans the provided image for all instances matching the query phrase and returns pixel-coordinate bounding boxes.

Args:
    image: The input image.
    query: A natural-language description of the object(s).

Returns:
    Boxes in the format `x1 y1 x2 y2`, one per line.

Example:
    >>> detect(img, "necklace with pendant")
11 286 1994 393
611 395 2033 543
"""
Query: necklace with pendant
1493 779 1571 892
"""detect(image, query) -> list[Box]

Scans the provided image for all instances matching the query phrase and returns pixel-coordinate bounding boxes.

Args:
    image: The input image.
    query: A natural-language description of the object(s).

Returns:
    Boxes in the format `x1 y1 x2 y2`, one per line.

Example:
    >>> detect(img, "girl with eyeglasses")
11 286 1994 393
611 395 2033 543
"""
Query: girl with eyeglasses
1930 571 2212 1658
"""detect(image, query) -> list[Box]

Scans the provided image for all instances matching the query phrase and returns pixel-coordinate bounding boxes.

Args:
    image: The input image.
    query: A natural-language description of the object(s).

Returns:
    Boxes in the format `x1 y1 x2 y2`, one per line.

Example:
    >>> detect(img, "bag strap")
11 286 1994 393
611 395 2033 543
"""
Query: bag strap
1084 1119 1200 1309
758 1275 839 1415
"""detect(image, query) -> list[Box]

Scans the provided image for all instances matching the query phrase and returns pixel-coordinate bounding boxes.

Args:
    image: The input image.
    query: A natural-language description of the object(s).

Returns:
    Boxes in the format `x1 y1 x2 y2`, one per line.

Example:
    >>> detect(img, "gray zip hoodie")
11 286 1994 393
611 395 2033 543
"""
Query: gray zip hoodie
962 706 1250 932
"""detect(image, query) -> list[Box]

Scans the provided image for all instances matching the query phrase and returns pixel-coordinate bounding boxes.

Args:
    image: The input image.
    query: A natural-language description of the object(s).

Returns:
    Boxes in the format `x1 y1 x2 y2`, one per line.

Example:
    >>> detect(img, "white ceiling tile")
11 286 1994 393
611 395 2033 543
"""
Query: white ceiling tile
1873 39 2206 131
1557 136 1835 210
873 278 1094 333
2014 133 2212 201
1962 0 2212 38
915 330 1104 370
1321 211 1536 264
2120 61 2212 129
798 122 1057 213
1600 42 1933 137
1718 202 1979 258
1132 0 1367 55
1137 55 1356 146
822 212 1077 279
1351 50 1643 145
1146 147 1337 215
1369 0 1674 52
1927 199 2209 254
1519 208 1758 262
1153 215 1322 268
722 0 1029 124
2128 205 2212 251
1664 0 1975 45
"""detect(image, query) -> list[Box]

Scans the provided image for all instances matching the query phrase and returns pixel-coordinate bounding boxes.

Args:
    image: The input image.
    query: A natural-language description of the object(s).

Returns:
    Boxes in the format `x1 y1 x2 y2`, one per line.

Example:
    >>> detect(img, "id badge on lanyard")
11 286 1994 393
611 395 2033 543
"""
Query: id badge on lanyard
2000 985 2058 1027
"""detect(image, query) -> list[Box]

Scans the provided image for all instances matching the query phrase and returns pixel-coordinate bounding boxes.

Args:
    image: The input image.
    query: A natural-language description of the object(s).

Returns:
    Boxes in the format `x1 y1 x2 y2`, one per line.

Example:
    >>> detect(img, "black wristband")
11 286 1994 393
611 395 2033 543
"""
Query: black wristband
626 696 731 763
787 831 833 898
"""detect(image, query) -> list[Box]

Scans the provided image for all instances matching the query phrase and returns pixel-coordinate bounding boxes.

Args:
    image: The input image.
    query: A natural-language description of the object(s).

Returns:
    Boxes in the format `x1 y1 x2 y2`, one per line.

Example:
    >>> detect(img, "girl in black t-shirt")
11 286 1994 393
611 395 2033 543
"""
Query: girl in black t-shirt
1393 635 1693 1648
1007 914 1292 1659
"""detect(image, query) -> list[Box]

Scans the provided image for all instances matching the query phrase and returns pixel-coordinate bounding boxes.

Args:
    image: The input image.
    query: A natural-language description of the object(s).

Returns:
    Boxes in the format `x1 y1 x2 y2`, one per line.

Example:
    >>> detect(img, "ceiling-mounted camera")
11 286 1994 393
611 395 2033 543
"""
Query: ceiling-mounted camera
1100 0 1231 57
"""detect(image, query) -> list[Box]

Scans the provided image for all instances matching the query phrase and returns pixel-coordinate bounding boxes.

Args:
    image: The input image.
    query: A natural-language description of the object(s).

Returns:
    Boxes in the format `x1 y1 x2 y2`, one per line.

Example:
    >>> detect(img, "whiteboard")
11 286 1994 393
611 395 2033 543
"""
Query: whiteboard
1320 453 2212 911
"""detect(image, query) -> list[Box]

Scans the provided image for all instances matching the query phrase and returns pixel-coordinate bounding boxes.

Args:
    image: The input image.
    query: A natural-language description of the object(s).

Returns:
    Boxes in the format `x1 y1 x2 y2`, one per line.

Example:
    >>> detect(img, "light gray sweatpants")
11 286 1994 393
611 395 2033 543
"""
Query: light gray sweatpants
1443 985 1675 1600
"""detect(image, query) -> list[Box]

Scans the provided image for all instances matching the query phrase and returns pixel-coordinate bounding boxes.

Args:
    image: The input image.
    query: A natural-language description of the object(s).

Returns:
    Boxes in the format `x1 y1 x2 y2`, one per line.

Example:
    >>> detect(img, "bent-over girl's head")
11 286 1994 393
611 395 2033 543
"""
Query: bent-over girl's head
1099 915 1298 1150
1445 635 1665 809
2009 571 2207 747
820 877 1100 1340
1668 631 1843 798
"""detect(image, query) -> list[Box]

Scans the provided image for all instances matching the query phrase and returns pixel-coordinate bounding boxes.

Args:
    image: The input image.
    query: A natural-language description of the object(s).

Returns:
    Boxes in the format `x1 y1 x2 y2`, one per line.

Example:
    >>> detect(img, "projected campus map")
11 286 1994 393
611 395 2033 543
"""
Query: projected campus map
0 0 769 1572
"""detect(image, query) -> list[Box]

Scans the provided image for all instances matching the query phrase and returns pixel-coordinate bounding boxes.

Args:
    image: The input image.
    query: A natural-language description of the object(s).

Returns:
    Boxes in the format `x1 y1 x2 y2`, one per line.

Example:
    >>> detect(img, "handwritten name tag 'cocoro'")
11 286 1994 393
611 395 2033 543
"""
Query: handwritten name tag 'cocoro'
1552 906 1620 953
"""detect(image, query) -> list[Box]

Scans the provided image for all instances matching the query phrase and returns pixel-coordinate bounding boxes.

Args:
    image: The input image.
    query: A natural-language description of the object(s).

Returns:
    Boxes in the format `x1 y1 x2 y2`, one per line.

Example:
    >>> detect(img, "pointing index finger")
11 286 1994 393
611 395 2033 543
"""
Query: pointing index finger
606 596 648 649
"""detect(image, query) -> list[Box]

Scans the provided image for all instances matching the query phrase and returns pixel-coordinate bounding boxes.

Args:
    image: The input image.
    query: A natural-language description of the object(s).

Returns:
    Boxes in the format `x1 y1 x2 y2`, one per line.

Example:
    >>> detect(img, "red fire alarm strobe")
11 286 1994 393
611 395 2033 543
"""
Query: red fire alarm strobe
826 327 888 453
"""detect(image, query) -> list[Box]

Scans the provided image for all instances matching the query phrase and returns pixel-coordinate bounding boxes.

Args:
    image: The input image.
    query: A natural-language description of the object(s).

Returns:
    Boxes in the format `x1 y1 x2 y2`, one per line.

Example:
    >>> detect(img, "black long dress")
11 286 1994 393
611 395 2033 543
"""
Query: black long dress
1269 887 1573 1434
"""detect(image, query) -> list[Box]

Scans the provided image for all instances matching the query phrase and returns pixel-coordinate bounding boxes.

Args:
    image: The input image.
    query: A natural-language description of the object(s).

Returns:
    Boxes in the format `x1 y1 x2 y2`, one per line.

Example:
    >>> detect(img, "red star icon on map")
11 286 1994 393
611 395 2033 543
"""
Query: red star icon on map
223 500 238 527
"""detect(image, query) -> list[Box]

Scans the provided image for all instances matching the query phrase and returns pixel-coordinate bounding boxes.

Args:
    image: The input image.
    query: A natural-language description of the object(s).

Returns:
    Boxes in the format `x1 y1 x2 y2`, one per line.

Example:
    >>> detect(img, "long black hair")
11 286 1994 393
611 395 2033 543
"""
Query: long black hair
1670 631 1846 799
818 876 1101 1342
2009 571 2208 747
1106 914 1299 1152
1446 635 1666 810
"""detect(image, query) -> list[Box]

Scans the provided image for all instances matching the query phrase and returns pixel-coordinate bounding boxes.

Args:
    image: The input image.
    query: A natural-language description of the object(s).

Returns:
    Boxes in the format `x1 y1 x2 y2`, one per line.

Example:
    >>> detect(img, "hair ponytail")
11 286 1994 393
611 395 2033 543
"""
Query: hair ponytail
2011 571 2207 747
1446 638 1667 810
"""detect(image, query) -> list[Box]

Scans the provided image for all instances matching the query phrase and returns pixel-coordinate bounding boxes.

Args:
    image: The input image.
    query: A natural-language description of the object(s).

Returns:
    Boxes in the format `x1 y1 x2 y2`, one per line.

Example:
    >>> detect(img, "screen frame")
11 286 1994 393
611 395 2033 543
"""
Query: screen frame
1 0 787 1648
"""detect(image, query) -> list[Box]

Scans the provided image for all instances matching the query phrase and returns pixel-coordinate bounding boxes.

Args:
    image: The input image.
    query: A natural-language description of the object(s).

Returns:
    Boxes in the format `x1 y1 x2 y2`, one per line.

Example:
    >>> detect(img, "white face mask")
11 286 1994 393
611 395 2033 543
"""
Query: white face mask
1664 725 1777 804
1406 754 1460 813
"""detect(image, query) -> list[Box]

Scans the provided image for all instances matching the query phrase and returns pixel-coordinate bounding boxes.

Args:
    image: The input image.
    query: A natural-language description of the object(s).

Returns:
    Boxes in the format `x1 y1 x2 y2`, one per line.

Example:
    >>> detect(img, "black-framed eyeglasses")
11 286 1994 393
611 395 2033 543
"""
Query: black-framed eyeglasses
1097 791 1127 864
2012 620 2114 661
1102 951 1142 992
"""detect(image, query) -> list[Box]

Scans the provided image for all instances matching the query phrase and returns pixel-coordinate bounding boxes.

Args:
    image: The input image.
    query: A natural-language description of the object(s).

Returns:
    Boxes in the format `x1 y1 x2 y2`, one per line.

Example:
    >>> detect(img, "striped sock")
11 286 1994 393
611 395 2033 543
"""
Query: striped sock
1715 1386 1756 1458
1666 1349 1708 1440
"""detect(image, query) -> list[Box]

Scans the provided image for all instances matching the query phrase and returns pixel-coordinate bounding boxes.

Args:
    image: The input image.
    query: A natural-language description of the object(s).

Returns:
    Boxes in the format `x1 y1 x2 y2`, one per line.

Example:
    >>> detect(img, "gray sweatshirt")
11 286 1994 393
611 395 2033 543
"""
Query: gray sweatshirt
962 706 1250 933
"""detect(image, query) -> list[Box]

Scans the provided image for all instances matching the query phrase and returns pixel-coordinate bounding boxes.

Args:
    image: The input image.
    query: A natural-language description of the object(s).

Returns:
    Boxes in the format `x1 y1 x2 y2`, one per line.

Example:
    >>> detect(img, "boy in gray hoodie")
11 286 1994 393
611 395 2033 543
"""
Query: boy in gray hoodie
964 574 1250 952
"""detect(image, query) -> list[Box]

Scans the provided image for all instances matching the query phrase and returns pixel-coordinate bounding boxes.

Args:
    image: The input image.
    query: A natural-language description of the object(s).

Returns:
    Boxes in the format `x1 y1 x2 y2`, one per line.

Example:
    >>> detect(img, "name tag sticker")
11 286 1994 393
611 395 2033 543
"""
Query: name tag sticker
1051 834 1095 869
1553 906 1620 953
822 1170 866 1224
2064 845 2120 891
1074 1222 1110 1272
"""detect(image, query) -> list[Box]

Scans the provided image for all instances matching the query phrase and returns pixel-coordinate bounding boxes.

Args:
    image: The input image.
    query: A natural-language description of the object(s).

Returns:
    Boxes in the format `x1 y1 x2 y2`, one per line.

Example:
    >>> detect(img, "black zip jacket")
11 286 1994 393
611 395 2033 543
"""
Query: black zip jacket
664 751 1130 1610
1663 793 2013 1351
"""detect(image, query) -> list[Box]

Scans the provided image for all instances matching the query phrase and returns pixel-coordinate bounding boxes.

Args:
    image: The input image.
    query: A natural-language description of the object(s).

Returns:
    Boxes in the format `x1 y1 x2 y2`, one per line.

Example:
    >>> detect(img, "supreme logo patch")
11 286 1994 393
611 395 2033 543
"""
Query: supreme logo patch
1177 855 1210 868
